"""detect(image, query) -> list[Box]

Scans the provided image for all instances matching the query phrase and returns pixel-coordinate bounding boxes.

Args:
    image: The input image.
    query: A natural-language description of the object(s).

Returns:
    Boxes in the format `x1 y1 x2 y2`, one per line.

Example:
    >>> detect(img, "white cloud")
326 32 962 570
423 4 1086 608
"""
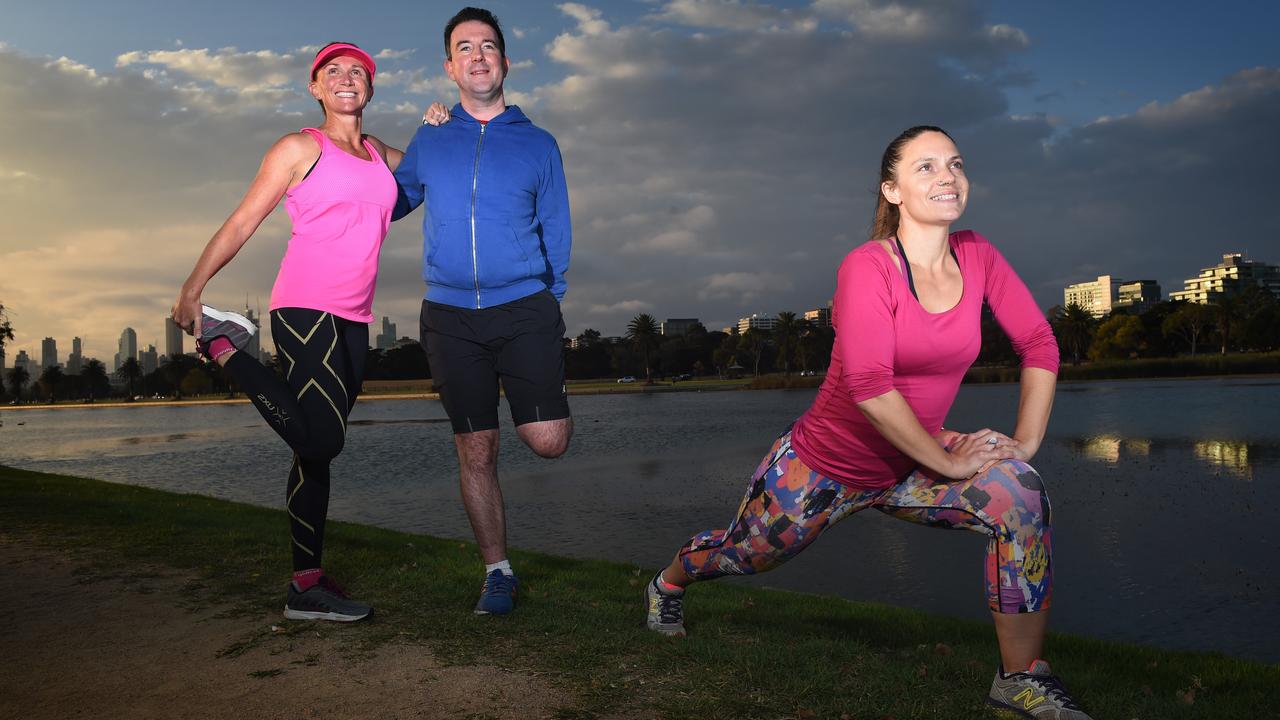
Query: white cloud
698 272 794 302
986 23 1030 49
558 3 612 36
652 0 816 32
584 299 653 315
116 47 301 92
50 56 104 83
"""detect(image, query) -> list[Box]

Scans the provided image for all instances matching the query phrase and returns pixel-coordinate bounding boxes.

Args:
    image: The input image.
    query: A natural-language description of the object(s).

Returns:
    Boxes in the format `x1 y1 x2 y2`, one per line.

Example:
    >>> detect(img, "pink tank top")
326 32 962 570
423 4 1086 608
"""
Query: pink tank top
269 128 397 323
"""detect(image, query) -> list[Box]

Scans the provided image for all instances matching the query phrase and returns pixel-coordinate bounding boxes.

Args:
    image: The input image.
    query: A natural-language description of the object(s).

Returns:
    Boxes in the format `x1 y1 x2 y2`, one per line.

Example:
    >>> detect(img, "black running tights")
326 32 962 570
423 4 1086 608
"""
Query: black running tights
223 307 367 571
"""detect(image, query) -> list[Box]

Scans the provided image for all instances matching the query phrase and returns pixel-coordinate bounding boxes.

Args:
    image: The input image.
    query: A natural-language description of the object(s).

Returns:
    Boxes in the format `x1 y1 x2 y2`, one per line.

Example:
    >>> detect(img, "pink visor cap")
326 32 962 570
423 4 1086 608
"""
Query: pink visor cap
311 43 376 84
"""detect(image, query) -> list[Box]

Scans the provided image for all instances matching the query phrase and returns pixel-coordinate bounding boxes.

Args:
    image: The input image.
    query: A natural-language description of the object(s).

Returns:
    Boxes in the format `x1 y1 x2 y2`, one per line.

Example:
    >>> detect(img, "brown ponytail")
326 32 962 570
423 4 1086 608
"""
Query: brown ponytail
869 125 953 240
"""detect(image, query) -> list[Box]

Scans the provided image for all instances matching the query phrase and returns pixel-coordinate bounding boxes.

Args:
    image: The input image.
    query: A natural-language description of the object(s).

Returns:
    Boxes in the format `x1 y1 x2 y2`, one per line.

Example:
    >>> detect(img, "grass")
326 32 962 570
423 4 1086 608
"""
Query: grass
2 464 1275 719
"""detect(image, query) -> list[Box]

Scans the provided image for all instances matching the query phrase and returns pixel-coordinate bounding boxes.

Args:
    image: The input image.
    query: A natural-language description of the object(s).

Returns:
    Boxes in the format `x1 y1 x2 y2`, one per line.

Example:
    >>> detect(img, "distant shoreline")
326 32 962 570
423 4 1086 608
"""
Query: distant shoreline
0 377 754 411
5 361 1274 412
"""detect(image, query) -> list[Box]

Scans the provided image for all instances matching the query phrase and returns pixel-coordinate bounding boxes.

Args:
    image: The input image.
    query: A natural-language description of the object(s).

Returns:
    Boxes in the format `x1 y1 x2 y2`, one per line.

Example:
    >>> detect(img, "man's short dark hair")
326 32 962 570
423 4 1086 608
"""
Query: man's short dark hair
444 7 506 60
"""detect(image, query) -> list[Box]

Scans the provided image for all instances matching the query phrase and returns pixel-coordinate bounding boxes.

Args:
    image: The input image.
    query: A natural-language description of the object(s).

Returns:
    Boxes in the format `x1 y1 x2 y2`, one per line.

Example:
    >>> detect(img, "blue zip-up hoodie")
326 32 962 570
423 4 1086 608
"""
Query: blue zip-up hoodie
393 104 571 309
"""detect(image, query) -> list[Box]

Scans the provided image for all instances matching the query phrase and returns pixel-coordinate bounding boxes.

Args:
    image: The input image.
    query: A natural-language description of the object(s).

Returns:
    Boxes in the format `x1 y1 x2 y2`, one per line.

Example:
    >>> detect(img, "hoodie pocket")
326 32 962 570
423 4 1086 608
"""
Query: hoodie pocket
476 219 536 288
426 219 476 290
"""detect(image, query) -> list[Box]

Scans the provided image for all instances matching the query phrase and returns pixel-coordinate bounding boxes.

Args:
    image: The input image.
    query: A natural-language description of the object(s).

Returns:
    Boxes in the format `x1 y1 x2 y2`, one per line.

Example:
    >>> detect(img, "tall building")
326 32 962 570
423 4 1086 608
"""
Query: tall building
803 307 832 328
737 313 778 334
41 337 58 369
660 318 700 336
376 316 398 350
1063 275 1119 318
165 316 184 359
140 344 158 375
1063 275 1161 318
1170 253 1280 304
242 306 263 362
1116 280 1161 313
15 350 31 372
116 327 137 372
66 337 83 375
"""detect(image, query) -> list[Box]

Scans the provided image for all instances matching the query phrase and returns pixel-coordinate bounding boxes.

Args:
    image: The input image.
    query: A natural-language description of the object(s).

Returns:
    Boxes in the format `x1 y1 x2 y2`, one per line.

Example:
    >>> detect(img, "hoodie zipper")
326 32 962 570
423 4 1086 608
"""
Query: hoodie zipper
469 123 487 309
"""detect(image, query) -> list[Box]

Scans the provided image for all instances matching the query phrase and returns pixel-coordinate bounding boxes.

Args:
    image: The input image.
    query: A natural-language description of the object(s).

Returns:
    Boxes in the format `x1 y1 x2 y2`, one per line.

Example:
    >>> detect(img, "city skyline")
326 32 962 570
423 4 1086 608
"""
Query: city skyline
3 1 1279 362
8 246 1279 365
14 245 1277 367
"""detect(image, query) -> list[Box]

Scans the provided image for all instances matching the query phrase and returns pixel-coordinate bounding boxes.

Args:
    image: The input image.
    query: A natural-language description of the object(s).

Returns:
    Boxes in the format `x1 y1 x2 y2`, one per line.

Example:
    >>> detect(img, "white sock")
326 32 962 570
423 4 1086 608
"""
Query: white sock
485 560 513 576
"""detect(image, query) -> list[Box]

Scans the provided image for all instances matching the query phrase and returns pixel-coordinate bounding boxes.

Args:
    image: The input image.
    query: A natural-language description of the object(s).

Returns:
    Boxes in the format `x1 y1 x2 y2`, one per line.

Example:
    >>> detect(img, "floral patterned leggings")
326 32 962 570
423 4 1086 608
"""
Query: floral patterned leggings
678 428 1053 613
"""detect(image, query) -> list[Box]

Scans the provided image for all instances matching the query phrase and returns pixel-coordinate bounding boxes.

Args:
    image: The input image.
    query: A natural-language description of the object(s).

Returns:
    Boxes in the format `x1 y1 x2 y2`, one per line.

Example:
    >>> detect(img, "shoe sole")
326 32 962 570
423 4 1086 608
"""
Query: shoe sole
645 620 686 637
283 606 372 622
473 606 514 616
985 698 1033 719
200 305 257 335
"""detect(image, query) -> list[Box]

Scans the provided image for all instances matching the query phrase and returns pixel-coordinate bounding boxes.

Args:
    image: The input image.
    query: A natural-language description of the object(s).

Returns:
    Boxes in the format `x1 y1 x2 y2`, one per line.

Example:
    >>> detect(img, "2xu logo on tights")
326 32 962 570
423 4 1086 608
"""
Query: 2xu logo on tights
257 394 290 427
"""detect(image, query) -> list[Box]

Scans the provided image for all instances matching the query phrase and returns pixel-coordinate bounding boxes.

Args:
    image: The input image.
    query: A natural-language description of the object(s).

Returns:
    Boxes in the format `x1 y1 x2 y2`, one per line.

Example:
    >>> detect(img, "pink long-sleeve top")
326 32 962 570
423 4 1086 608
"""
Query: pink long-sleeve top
790 230 1059 490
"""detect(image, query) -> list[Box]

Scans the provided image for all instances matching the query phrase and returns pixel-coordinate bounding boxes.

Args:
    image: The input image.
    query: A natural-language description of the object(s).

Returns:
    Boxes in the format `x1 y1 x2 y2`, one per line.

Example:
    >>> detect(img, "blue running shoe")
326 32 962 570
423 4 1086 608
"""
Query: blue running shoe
474 569 518 615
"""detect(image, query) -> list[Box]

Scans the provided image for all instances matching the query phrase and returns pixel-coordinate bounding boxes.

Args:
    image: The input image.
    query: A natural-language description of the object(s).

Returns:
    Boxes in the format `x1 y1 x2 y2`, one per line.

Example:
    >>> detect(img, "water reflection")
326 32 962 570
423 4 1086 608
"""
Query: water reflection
1073 435 1150 464
119 432 196 446
1067 435 1264 480
1194 440 1253 480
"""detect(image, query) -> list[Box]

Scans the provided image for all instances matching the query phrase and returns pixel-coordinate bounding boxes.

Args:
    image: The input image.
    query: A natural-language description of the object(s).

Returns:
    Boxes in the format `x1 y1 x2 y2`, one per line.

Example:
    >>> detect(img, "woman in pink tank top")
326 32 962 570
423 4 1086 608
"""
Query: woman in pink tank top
169 43 449 623
645 128 1094 718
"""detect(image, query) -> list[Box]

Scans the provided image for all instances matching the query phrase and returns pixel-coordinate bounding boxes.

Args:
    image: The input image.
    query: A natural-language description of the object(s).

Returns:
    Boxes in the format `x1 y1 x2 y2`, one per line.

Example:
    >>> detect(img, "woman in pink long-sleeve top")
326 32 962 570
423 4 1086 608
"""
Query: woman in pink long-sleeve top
644 127 1093 719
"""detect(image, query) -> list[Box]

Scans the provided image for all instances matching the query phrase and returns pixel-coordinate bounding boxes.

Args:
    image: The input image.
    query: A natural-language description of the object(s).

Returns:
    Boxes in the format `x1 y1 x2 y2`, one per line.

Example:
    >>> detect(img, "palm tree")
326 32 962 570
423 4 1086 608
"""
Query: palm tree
626 313 661 383
80 359 110 400
6 365 30 400
38 365 65 402
772 311 807 376
116 357 143 399
1051 303 1096 365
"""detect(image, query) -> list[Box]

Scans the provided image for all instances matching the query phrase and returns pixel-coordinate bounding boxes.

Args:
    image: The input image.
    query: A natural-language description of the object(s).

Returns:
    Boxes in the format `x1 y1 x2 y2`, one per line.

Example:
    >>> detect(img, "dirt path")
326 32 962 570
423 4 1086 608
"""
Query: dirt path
0 538 575 720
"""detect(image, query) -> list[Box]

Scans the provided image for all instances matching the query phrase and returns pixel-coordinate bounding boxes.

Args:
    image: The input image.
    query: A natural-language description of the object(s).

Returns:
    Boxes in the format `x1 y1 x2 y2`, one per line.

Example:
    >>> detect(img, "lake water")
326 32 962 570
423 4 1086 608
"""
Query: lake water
2 377 1276 662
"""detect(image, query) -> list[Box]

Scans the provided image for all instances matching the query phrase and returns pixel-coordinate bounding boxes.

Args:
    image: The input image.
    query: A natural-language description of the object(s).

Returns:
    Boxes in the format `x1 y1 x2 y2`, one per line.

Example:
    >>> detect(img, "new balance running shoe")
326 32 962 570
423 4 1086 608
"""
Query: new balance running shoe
644 571 686 637
283 576 373 622
987 660 1092 719
195 304 256 360
474 569 518 615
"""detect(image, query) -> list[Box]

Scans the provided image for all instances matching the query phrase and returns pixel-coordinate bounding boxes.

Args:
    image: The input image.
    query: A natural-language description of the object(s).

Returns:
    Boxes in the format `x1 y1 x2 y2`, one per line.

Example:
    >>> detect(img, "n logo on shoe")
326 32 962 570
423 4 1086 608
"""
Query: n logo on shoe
1013 688 1046 710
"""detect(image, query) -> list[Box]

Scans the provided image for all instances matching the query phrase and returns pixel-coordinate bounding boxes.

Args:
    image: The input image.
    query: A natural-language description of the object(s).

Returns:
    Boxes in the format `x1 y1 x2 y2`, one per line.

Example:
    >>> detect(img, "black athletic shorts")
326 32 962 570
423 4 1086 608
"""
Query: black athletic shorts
420 289 570 434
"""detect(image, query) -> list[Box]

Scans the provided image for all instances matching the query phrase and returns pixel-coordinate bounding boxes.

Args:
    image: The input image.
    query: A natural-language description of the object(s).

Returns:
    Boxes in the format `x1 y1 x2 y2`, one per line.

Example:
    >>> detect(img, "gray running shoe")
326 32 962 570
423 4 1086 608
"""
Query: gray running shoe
196 304 256 360
283 576 373 622
644 571 686 637
987 660 1092 719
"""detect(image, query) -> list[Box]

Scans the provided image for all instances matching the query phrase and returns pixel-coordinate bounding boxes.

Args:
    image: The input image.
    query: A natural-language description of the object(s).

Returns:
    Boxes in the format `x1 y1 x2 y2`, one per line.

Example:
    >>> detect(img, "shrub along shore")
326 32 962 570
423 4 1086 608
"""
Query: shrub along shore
2 465 1273 719
5 353 1278 410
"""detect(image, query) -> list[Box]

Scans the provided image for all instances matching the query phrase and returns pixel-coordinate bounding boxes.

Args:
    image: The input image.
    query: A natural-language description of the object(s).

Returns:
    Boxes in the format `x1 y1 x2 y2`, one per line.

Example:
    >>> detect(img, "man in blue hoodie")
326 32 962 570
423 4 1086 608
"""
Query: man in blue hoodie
394 6 572 616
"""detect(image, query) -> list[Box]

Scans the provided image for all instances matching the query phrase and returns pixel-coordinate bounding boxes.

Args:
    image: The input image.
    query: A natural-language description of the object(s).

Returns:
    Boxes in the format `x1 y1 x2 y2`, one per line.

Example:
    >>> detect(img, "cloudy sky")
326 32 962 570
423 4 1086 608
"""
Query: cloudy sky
2 0 1278 363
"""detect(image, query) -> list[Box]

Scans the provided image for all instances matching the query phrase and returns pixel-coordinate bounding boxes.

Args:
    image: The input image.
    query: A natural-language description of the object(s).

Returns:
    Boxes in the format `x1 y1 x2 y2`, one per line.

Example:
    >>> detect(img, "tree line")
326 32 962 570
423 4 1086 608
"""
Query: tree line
1042 285 1280 365
564 312 837 382
5 287 1277 402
